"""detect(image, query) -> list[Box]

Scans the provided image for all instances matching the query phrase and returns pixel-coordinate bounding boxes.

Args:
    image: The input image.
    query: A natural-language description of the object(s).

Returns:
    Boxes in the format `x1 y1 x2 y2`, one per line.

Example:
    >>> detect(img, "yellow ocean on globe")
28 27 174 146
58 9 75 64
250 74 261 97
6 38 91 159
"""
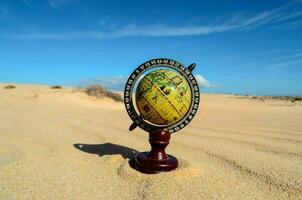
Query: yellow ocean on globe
135 68 192 125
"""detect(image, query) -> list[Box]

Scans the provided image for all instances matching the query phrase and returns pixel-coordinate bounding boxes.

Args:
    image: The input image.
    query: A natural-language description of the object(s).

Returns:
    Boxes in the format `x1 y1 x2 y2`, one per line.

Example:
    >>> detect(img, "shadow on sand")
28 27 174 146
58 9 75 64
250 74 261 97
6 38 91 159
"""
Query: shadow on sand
73 143 139 169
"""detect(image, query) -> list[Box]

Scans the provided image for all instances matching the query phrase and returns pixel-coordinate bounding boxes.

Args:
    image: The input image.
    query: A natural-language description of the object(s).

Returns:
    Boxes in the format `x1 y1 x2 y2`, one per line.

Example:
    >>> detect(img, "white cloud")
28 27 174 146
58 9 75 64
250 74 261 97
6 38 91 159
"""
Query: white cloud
11 1 302 40
48 0 69 8
20 0 31 7
195 74 216 88
266 59 302 70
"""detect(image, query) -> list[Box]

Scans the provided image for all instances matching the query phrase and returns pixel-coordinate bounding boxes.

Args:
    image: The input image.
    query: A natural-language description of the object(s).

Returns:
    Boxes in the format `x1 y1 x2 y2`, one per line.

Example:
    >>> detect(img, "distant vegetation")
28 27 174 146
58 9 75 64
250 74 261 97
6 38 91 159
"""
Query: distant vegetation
85 84 123 102
4 85 15 89
51 85 62 89
232 94 302 102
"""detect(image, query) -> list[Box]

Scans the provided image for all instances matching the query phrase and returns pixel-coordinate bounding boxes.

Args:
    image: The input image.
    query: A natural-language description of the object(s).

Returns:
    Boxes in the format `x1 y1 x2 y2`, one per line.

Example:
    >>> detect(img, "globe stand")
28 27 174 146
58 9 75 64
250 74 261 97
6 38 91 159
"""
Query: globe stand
135 129 178 174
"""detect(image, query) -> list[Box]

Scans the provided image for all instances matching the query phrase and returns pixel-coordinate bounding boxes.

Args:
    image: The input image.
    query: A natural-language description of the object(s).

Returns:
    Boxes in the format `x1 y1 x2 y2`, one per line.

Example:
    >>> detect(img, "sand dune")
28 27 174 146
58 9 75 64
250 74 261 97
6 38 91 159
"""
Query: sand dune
0 83 301 199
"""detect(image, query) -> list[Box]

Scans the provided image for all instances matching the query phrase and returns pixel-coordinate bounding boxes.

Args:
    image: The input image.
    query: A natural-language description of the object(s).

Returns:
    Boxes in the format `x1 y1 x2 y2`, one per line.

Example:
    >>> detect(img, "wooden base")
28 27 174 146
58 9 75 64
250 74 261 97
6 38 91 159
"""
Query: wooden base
135 129 178 174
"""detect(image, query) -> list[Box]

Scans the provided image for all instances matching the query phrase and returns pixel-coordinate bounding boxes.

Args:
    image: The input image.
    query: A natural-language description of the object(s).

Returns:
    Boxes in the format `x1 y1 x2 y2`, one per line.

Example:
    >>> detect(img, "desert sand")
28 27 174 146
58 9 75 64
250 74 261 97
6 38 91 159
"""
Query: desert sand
0 83 302 200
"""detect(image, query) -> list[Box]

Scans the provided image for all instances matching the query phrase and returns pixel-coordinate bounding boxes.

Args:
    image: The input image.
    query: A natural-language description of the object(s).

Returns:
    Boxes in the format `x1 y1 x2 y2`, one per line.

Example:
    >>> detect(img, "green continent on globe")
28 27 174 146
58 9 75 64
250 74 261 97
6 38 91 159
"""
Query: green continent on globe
135 68 192 126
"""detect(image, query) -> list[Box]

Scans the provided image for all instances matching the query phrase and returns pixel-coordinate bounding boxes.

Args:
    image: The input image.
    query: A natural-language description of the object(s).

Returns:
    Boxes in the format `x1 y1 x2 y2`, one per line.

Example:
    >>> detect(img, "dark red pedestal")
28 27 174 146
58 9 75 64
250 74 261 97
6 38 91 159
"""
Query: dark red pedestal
135 129 178 174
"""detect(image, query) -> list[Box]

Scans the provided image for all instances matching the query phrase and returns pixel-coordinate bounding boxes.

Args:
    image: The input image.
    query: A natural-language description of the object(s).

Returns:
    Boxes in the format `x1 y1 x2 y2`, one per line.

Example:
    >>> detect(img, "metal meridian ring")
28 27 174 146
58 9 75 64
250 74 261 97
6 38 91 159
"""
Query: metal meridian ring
124 58 200 133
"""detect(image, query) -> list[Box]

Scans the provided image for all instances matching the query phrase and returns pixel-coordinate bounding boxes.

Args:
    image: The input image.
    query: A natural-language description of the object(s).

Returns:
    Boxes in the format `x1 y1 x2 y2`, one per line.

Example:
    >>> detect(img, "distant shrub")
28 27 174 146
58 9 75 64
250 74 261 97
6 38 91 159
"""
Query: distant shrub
294 97 302 101
51 85 62 89
4 85 15 89
85 84 106 97
106 91 124 102
85 84 123 102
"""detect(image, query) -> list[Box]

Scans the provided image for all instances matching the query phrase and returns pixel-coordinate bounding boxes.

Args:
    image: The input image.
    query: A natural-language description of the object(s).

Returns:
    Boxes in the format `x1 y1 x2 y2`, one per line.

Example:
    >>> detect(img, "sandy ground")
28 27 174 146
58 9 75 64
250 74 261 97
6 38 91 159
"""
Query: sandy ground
0 83 302 200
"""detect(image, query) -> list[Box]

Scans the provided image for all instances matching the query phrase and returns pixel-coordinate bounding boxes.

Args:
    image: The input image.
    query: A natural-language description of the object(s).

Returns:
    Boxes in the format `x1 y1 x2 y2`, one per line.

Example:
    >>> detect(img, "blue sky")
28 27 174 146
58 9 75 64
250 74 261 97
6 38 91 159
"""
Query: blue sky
0 0 302 95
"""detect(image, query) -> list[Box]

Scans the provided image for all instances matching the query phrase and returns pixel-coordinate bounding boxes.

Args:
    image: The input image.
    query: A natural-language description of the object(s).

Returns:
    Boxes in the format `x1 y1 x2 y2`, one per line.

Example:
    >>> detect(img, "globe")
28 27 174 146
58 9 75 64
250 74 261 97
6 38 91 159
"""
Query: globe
135 68 192 126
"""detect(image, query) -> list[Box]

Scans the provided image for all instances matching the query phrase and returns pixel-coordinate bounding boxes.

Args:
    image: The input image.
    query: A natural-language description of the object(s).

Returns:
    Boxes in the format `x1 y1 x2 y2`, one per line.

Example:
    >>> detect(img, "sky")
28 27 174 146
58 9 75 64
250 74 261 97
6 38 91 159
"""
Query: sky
0 0 302 95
